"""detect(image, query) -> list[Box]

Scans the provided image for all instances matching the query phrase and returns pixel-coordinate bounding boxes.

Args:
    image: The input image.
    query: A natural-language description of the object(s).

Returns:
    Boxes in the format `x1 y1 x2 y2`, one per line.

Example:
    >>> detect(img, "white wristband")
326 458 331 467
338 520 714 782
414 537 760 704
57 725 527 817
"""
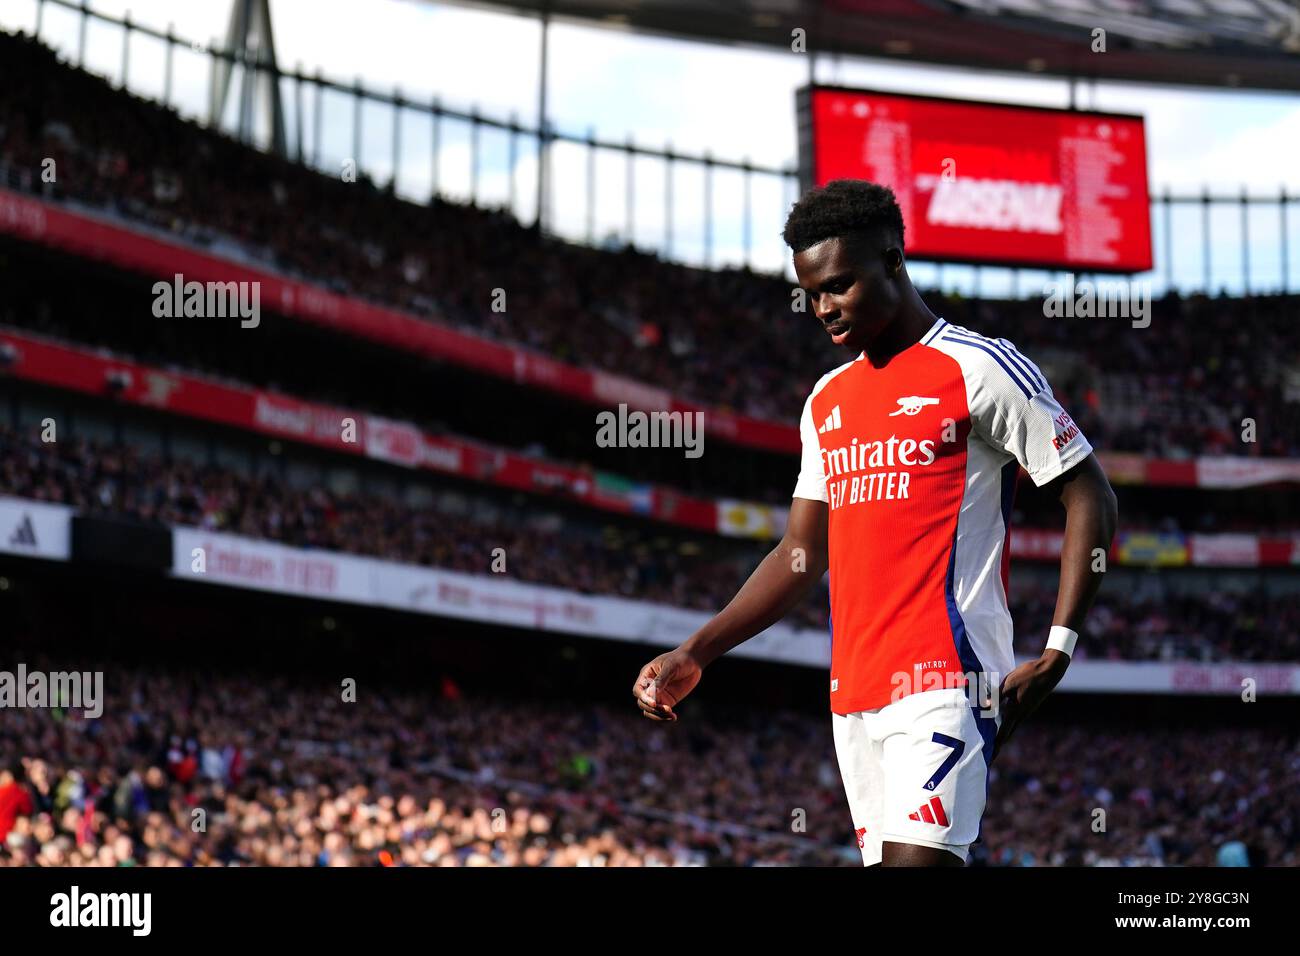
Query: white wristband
1046 625 1078 657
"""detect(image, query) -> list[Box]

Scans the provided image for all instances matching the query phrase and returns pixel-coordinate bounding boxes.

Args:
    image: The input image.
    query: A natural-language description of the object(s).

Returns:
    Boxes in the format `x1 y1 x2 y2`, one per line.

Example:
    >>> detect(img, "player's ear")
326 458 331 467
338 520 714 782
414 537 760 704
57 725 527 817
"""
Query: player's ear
883 247 904 276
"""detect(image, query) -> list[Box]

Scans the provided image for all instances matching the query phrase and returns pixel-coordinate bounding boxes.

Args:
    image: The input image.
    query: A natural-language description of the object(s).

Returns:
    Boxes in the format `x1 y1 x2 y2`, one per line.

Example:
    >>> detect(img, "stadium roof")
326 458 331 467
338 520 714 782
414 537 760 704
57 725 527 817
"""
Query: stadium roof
451 0 1300 92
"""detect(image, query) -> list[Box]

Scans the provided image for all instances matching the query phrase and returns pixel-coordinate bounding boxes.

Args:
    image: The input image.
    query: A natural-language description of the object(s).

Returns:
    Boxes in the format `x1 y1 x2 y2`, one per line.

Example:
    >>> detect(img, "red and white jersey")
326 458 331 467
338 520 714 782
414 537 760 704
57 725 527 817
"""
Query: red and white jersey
792 317 1093 715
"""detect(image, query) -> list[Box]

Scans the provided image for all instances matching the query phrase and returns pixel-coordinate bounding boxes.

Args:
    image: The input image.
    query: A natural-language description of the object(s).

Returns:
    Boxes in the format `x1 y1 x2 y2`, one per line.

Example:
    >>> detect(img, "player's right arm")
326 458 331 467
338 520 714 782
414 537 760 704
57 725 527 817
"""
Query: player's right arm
632 387 831 721
631 496 829 721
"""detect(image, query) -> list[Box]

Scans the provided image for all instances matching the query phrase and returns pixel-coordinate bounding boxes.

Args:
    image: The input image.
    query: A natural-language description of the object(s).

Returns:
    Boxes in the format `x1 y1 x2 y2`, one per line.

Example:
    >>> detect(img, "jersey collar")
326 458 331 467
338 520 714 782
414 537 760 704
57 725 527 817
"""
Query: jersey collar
854 317 947 362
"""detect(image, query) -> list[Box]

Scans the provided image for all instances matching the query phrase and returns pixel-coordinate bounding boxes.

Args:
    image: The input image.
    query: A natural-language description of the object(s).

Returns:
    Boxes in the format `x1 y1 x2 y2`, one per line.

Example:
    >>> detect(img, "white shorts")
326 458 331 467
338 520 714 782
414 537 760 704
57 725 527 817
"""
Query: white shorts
832 687 1001 866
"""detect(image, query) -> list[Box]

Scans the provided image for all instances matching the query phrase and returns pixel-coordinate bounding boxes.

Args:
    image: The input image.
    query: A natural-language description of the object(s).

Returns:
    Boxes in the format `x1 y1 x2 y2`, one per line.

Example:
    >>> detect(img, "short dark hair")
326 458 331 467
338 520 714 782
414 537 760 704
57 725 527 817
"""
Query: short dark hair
782 179 905 256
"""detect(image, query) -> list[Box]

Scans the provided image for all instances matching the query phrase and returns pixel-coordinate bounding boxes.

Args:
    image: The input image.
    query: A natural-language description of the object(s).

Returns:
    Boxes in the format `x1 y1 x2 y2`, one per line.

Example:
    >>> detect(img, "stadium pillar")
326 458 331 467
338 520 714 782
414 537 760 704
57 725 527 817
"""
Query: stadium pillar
743 158 753 269
535 8 551 233
120 12 131 90
392 87 403 191
587 127 597 245
164 23 175 108
294 64 304 164
1163 188 1173 292
664 142 674 257
353 77 364 173
625 134 636 247
76 0 88 67
471 106 481 204
240 48 256 145
313 69 324 168
395 88 406 194
1282 187 1290 293
1241 186 1250 295
704 151 713 267
207 41 218 128
432 96 442 199
508 113 520 211
1202 188 1212 292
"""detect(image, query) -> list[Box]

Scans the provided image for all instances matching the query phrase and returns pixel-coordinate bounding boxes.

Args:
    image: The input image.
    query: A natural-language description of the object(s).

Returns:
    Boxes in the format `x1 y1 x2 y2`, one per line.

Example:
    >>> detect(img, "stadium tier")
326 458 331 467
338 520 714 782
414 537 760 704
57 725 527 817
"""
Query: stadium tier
1 31 1299 461
2 417 1298 664
1 241 1298 549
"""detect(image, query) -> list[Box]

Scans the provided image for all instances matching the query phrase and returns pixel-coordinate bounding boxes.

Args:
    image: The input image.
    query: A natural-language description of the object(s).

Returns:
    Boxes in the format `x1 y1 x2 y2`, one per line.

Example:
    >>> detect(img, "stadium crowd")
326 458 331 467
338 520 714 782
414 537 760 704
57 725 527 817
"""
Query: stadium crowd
1 30 1298 461
2 425 1296 662
0 659 1293 867
1009 579 1298 663
4 254 1300 519
0 25 1296 878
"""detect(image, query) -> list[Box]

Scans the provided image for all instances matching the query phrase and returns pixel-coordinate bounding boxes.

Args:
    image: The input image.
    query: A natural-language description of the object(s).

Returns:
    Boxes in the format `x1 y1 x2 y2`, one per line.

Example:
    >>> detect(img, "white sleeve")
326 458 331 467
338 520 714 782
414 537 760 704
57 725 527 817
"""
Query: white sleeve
969 338 1093 487
792 390 829 502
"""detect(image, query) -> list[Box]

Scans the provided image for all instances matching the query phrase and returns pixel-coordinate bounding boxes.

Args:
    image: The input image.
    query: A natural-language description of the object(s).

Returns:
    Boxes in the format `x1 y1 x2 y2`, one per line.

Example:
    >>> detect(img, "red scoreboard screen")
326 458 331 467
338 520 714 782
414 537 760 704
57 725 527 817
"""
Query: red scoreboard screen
797 86 1153 273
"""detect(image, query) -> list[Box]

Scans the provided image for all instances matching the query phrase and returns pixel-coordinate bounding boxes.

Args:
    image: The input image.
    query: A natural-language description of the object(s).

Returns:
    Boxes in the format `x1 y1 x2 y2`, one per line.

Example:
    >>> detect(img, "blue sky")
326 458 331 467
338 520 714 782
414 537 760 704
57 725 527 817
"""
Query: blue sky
5 0 1298 295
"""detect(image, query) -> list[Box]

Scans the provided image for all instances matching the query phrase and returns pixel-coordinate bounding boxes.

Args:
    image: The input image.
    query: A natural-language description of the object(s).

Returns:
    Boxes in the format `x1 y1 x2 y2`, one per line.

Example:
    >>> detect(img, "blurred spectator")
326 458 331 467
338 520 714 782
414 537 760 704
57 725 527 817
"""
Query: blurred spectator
0 763 34 846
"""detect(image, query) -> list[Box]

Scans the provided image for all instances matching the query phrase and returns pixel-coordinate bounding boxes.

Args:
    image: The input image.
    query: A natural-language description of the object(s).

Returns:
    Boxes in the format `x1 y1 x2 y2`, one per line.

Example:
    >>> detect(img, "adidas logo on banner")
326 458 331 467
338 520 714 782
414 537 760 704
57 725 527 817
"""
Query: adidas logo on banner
908 796 949 827
9 515 36 549
817 405 842 434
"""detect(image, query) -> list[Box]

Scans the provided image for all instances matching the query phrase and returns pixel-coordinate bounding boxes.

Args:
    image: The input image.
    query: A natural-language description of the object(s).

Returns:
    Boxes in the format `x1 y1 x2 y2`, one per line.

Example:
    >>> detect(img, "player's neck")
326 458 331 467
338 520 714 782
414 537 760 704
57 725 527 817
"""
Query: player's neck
863 301 939 367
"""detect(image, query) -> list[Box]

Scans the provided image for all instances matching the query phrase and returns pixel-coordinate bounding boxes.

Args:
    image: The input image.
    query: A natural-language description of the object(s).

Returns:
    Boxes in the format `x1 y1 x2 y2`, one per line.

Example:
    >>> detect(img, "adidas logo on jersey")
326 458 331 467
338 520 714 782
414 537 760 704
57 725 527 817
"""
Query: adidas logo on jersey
909 796 949 827
889 396 939 416
817 405 842 434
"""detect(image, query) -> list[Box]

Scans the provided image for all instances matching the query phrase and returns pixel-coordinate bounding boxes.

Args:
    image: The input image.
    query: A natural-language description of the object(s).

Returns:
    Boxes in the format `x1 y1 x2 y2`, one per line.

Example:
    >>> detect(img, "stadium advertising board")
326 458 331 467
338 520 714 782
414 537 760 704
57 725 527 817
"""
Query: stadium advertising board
797 86 1153 272
167 527 1300 695
169 526 828 666
0 497 73 561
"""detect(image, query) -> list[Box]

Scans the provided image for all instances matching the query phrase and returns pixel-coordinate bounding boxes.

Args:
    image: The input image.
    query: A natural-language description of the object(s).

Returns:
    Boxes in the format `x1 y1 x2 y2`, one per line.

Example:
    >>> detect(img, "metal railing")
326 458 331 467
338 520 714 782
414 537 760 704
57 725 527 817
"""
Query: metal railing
11 0 1300 295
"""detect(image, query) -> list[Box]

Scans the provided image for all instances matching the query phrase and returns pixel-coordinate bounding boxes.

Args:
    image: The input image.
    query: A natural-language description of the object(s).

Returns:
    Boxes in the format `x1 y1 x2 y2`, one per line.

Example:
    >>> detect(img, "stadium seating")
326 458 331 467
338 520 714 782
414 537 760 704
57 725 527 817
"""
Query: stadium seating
1 654 1292 867
3 425 1295 661
1 30 1297 459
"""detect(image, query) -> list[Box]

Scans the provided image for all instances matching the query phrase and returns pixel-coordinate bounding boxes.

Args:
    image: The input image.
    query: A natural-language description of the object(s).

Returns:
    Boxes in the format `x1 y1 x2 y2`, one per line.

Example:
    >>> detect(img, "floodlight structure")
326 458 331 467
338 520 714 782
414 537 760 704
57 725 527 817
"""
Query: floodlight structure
210 0 288 156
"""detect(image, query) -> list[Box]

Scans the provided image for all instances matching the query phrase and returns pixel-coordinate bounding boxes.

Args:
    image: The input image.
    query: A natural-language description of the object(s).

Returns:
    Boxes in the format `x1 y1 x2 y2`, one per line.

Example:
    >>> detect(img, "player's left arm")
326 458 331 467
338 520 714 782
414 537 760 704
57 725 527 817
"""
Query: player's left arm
993 452 1118 760
958 338 1119 760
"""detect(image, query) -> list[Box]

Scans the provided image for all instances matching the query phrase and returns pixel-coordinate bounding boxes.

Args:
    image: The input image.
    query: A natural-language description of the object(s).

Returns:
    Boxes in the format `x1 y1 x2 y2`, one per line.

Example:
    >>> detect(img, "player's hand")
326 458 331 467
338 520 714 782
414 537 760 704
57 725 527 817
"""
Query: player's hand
631 648 704 722
990 650 1070 762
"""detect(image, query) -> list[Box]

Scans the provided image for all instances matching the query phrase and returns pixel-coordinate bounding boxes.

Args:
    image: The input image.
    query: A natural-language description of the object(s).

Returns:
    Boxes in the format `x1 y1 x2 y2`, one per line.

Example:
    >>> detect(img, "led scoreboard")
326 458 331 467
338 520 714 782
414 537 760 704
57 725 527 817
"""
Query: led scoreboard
797 86 1153 273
